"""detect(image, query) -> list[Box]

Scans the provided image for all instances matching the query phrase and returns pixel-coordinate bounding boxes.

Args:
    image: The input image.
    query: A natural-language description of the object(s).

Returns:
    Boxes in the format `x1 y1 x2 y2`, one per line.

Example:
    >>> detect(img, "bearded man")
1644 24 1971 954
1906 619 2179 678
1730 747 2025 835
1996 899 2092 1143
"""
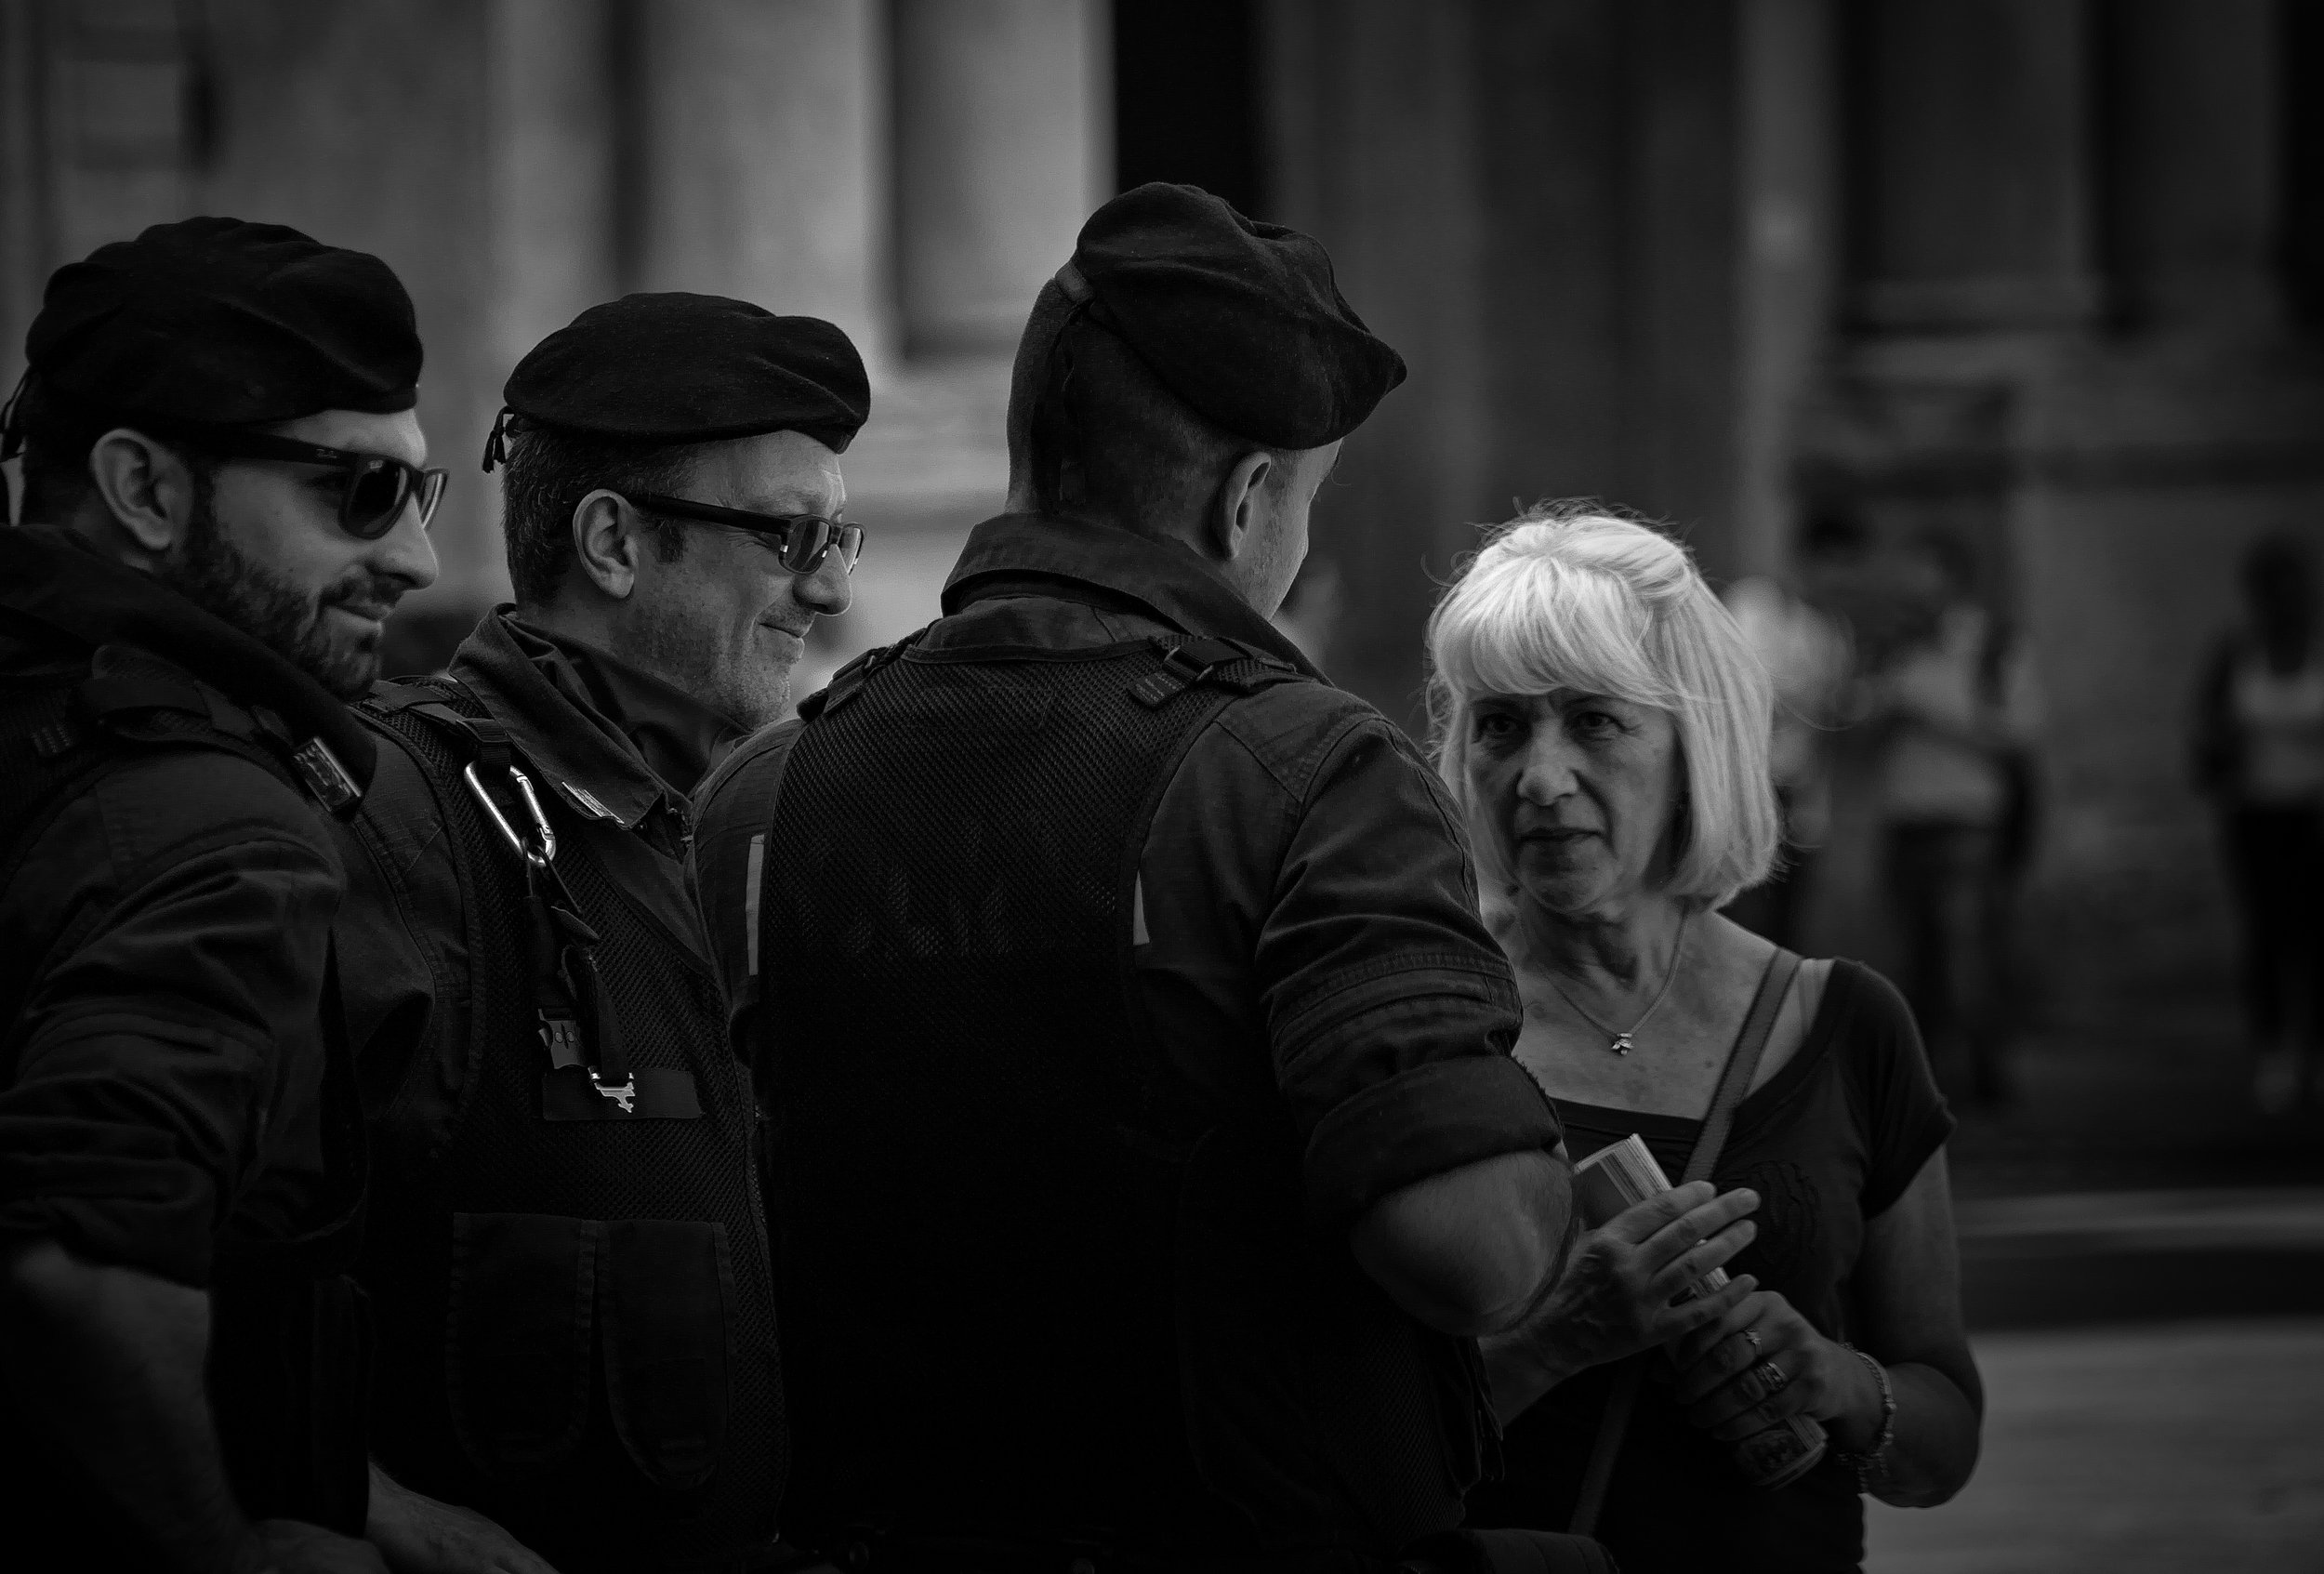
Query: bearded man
329 293 866 1574
0 218 438 1572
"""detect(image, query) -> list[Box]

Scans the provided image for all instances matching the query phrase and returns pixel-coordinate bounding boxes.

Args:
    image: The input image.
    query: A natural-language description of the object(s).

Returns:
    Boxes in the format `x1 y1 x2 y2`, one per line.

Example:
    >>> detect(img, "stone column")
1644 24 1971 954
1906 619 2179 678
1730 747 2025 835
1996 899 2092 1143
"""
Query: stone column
890 0 1108 356
487 0 619 378
0 1 54 465
1851 0 2098 332
633 0 890 365
1734 0 1841 577
1266 0 1754 721
1264 0 1490 725
2105 0 2283 333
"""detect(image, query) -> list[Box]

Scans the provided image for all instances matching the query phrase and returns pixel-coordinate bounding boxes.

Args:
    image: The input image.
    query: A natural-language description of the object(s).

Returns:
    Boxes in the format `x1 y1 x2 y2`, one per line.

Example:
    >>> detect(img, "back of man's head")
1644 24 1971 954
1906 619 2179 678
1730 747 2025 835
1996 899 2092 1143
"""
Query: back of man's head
1007 279 1279 533
1004 184 1404 540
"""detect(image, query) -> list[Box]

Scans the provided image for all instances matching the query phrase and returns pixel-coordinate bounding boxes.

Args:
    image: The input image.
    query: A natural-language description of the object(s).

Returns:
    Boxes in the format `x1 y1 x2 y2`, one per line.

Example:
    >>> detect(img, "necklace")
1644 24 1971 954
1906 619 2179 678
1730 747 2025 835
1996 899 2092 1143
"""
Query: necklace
1545 913 1690 1055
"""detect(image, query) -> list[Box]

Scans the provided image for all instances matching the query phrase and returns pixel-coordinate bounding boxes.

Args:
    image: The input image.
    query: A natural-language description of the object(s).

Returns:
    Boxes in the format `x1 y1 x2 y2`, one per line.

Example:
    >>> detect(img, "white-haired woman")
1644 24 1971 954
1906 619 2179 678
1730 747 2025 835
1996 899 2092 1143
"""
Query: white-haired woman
1434 509 1981 1573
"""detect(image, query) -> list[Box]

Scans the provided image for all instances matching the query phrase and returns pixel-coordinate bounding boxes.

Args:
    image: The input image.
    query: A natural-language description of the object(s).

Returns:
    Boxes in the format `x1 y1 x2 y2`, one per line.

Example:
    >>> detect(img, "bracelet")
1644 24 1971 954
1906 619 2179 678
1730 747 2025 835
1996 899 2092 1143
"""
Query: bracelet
1831 1342 1895 1493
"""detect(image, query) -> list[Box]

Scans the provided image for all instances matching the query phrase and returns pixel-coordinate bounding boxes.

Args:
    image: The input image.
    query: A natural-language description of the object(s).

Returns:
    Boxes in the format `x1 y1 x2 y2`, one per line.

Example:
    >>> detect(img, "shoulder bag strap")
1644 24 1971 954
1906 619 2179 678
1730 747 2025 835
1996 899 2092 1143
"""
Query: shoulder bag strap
1567 946 1802 1538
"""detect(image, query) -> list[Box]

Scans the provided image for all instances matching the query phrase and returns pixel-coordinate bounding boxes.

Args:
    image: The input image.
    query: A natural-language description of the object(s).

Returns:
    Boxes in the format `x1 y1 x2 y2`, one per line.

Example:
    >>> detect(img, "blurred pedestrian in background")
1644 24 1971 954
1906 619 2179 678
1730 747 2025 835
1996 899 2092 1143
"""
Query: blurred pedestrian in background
2193 534 2324 1116
1721 565 1852 949
1866 530 2040 1109
1434 508 1982 1574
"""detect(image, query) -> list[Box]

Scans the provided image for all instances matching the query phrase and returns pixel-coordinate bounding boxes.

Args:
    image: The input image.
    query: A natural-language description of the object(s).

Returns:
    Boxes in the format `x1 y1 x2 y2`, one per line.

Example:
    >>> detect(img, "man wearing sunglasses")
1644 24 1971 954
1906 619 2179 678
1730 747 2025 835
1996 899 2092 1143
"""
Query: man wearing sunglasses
327 292 867 1574
0 218 439 1572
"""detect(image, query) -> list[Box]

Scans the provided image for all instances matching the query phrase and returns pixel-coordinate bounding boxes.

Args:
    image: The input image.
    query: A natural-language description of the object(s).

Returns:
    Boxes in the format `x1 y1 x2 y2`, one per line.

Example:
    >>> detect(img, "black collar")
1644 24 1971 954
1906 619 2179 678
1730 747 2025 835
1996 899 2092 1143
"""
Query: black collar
450 609 712 829
0 524 376 787
941 512 1324 680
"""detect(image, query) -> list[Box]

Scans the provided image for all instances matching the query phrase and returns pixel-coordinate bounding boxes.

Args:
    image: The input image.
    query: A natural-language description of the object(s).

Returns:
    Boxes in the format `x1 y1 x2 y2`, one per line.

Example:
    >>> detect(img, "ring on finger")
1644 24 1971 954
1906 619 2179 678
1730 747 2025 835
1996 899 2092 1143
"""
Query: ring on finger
1754 1358 1788 1394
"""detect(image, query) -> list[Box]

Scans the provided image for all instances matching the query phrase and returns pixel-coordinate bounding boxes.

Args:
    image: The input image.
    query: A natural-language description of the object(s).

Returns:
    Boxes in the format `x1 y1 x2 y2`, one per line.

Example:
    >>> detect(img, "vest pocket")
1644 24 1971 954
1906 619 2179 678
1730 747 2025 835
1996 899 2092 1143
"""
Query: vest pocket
600 1218 734 1492
446 1212 601 1475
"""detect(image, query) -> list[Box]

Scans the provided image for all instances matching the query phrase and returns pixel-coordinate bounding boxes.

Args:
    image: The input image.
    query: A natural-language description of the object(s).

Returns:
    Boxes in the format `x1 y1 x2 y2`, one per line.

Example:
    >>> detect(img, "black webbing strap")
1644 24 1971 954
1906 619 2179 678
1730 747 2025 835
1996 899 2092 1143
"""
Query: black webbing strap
803 622 932 721
79 645 363 813
1129 636 1299 709
1566 946 1802 1539
373 681 635 1105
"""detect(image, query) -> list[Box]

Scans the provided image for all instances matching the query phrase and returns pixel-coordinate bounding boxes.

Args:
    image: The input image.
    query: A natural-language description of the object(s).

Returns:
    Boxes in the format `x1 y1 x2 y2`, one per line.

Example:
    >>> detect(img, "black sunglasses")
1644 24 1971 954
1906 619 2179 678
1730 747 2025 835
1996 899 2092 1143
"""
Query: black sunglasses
627 493 865 575
191 430 448 540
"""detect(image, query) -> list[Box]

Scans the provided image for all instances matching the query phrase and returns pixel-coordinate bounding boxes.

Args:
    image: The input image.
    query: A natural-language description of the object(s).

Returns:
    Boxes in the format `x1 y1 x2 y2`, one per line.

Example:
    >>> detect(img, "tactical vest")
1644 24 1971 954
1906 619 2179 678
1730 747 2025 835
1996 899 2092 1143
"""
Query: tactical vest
0 636 371 1546
756 635 1494 1562
351 677 785 1574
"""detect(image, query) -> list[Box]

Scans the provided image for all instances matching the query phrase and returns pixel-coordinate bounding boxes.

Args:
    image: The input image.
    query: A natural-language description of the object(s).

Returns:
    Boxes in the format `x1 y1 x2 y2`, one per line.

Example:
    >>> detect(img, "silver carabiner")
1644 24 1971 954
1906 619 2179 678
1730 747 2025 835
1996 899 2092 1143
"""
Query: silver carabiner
462 761 558 866
508 768 557 863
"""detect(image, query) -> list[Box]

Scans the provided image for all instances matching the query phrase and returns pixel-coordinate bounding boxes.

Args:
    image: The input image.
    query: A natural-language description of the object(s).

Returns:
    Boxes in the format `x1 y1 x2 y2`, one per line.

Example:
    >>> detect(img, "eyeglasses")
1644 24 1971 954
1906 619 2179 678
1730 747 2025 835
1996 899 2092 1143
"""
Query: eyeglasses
191 430 448 540
626 493 865 575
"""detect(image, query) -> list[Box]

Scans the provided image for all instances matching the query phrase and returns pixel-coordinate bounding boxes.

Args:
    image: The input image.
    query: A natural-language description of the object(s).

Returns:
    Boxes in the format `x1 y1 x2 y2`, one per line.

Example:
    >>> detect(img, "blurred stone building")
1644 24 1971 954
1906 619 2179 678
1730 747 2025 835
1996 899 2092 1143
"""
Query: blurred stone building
5 0 2321 1025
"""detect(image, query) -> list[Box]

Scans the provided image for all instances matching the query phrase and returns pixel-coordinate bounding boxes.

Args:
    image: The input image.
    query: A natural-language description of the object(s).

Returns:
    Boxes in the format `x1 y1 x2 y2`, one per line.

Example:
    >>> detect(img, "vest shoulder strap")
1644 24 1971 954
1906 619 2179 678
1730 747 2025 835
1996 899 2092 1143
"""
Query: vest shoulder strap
81 642 364 813
364 674 529 779
0 646 335 1015
1129 633 1308 709
800 623 934 721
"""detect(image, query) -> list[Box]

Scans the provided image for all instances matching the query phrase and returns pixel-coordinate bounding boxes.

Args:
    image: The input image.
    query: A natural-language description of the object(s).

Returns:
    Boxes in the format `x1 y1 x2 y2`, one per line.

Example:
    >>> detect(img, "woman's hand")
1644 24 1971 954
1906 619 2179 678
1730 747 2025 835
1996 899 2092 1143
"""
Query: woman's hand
1483 1180 1761 1422
1667 1287 1881 1443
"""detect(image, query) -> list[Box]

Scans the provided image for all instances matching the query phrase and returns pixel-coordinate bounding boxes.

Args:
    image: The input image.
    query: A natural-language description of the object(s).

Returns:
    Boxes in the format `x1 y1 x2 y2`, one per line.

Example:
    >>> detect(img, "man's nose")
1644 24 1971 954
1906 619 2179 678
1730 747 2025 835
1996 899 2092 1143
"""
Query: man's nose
373 502 439 593
796 549 852 617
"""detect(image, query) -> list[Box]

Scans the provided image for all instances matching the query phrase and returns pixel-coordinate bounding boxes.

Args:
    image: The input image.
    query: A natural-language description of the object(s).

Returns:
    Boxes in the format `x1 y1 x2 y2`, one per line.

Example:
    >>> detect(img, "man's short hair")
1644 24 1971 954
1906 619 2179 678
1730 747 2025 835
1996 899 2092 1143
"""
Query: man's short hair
497 421 706 605
10 375 207 520
1006 279 1289 533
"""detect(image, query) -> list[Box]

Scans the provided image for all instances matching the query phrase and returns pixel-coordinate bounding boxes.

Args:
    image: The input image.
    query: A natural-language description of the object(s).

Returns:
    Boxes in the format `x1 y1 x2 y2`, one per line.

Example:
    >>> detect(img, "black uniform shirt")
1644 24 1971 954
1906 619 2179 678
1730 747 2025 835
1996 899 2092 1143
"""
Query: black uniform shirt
0 527 353 1288
334 608 733 1124
695 513 1559 1232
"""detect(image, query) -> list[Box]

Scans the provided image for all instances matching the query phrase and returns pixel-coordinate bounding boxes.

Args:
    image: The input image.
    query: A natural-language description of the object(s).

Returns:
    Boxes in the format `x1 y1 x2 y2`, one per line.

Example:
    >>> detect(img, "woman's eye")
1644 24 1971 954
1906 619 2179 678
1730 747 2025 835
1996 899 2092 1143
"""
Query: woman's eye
1474 711 1520 741
1571 709 1621 737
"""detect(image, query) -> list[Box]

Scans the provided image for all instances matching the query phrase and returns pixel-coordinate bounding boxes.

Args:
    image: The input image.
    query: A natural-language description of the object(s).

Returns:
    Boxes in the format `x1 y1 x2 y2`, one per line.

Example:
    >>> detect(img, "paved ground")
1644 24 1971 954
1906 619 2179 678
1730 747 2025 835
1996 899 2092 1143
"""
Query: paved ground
1865 1318 2324 1574
1853 1013 2324 1570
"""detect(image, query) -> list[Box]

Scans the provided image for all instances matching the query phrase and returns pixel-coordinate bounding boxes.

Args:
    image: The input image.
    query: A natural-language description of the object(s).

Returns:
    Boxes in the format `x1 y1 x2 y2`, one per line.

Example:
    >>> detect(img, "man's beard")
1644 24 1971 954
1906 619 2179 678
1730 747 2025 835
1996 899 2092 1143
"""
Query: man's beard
161 475 399 700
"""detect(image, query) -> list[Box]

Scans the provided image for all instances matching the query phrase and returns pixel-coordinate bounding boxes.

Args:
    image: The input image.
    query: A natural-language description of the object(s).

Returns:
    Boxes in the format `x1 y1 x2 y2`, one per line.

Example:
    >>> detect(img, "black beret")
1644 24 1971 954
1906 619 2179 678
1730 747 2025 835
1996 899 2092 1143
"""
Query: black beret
20 216 421 426
1062 183 1405 450
489 293 868 470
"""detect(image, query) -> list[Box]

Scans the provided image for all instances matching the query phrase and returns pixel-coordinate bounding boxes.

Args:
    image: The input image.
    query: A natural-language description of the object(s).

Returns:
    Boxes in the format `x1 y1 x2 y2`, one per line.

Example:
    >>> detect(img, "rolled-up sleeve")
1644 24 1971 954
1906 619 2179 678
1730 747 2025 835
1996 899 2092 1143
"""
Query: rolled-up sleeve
1255 712 1561 1228
0 756 341 1286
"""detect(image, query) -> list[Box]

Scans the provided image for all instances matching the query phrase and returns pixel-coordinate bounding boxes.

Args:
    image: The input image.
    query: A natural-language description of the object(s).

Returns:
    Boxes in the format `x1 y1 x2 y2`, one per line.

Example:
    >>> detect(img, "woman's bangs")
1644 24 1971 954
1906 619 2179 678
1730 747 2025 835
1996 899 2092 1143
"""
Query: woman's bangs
1442 557 1670 707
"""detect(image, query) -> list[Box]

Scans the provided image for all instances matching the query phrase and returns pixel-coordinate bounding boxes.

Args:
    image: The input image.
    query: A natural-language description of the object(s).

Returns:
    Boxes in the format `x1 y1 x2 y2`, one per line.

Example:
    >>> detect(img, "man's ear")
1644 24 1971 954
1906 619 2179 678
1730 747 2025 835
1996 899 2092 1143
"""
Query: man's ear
87 429 200 558
571 489 642 599
1210 450 1274 562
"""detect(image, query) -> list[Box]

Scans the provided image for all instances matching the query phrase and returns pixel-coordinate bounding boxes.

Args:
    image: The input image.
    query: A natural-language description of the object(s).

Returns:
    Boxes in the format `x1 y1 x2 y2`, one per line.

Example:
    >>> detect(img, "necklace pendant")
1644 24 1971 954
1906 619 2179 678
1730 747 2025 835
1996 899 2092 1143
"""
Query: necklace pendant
1611 1034 1633 1055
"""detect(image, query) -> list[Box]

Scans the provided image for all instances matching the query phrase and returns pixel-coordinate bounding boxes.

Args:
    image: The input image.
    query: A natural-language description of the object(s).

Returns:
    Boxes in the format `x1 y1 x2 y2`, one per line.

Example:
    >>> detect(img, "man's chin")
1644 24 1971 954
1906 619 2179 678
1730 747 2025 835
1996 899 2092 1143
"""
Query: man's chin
727 677 792 734
301 621 384 701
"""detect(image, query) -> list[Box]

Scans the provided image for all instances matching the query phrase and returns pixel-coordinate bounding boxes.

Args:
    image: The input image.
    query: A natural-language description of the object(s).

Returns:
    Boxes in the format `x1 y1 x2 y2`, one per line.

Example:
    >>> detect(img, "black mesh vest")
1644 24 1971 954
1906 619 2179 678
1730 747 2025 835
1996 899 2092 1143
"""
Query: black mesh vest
759 635 1491 1561
0 640 372 1549
352 679 785 1573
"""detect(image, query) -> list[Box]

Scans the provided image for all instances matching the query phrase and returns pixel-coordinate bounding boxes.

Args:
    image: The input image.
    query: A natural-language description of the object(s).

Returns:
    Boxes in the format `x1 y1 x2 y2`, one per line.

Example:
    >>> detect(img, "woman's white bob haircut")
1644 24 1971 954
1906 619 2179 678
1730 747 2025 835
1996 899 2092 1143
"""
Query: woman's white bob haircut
1426 503 1780 911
